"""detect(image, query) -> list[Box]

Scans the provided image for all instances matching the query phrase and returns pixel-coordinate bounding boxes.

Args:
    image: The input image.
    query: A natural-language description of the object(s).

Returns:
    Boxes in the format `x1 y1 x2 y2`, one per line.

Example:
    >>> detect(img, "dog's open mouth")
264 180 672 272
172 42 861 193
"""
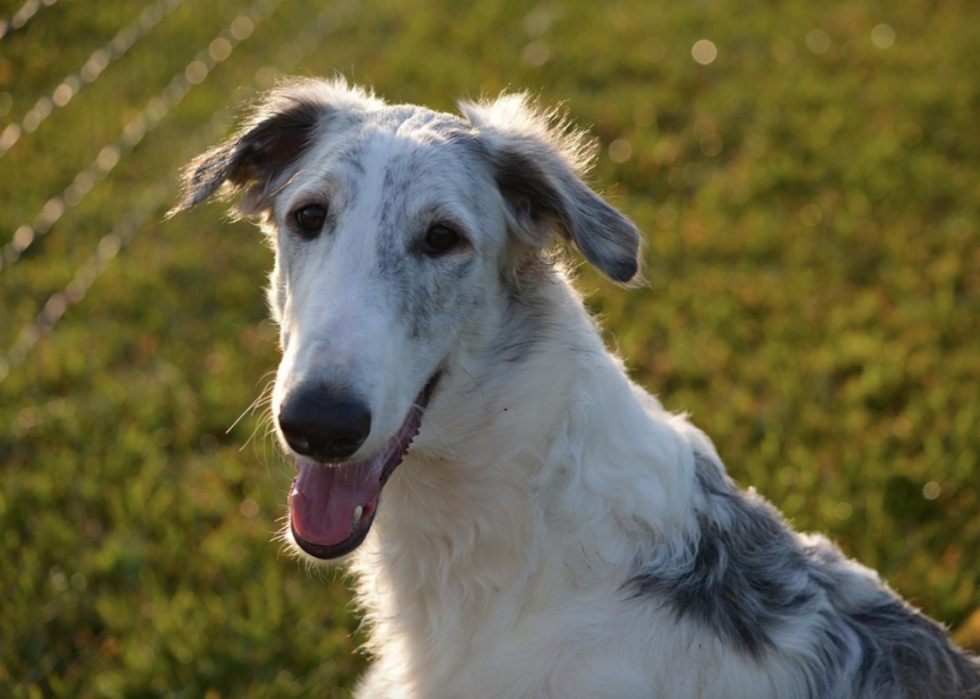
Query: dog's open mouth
288 375 438 559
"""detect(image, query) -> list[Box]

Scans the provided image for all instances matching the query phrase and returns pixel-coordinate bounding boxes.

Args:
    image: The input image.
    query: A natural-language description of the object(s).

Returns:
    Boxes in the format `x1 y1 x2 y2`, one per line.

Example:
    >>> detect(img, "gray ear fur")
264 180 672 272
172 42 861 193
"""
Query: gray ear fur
460 94 641 283
169 93 327 218
169 78 381 218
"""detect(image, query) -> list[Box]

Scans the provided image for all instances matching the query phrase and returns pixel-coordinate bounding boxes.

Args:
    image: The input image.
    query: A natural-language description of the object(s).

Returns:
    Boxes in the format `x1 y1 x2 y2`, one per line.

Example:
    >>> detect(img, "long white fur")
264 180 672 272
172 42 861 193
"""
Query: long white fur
352 300 731 698
175 78 980 699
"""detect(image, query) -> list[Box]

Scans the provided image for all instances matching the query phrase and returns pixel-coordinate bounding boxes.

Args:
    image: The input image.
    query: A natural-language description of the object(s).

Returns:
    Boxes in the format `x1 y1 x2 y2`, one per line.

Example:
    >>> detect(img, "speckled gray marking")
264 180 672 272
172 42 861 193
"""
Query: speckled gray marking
631 453 980 696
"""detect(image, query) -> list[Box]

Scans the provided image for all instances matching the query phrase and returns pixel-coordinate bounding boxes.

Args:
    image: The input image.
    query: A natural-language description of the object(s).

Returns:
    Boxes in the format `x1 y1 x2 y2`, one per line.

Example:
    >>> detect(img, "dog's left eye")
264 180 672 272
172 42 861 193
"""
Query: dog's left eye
293 205 327 239
422 224 462 255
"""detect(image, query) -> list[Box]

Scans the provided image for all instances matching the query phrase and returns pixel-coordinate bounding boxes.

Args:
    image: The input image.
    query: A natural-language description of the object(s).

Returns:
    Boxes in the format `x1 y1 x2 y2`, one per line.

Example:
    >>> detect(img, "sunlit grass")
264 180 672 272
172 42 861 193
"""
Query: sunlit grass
1 0 978 695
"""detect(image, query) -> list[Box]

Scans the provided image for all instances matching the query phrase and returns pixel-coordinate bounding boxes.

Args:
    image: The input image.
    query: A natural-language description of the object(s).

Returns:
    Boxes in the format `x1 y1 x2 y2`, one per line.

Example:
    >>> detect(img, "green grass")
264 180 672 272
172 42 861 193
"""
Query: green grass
1 0 978 695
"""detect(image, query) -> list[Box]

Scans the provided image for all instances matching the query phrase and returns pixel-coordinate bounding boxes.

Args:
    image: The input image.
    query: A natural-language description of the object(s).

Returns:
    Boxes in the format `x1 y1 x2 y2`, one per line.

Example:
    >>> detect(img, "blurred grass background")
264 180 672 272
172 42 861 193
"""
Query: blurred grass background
1 0 978 696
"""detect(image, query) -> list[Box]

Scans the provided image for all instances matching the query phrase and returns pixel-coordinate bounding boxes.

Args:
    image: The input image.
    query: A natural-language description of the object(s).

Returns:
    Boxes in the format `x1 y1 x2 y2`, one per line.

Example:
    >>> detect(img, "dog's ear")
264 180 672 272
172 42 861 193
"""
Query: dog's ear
459 94 641 284
169 94 326 218
169 79 380 218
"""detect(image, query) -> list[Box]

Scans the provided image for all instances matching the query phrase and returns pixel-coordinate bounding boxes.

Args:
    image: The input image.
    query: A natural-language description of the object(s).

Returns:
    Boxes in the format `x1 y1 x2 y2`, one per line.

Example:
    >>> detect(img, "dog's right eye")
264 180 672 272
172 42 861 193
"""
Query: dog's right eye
293 205 327 239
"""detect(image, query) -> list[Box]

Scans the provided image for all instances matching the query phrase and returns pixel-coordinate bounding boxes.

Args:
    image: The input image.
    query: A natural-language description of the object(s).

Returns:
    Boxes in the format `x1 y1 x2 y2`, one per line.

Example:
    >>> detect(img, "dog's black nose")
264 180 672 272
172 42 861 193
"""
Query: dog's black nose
278 386 372 462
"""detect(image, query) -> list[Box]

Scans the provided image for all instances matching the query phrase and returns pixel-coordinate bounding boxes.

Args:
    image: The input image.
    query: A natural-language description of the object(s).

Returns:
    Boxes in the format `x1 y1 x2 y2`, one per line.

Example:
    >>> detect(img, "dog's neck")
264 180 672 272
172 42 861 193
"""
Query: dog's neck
348 272 703 682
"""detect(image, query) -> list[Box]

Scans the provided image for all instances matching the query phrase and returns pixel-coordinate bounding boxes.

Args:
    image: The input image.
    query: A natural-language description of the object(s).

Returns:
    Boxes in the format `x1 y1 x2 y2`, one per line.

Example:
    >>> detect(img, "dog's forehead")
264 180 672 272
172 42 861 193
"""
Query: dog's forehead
273 104 490 234
314 105 480 189
370 107 479 180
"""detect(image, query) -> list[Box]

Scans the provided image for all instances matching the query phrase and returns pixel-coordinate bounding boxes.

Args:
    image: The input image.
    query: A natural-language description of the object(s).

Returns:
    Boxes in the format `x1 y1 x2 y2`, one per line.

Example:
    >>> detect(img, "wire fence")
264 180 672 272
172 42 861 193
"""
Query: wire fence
0 0 284 273
0 0 60 40
0 0 358 386
0 0 186 159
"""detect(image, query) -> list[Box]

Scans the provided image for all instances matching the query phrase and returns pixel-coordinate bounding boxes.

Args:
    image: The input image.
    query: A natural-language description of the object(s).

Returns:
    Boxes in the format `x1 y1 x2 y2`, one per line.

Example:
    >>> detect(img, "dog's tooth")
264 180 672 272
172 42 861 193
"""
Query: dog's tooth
352 505 363 527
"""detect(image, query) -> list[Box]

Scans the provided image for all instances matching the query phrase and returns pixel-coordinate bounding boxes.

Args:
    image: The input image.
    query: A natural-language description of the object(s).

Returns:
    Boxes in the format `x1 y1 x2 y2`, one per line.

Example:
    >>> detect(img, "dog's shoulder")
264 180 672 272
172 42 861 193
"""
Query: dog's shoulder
629 449 980 698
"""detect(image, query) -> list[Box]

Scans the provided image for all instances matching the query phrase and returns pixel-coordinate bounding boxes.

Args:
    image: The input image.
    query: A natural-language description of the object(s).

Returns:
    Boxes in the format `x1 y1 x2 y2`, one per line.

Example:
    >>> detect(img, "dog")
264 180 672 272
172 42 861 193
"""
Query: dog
172 78 980 698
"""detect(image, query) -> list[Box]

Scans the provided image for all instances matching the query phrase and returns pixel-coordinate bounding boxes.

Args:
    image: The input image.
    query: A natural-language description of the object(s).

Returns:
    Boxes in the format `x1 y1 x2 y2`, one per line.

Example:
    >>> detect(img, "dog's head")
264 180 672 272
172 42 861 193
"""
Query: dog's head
172 78 640 561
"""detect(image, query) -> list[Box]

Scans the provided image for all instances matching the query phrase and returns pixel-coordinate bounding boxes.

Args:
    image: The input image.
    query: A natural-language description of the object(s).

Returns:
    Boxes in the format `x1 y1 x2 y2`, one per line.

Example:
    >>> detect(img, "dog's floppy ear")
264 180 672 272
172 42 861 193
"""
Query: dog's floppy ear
169 79 381 218
459 94 641 283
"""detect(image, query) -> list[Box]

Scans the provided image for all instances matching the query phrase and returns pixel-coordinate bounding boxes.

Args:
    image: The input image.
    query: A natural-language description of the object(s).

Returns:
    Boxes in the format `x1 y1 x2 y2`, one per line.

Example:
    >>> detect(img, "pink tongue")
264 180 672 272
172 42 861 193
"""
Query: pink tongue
289 459 381 547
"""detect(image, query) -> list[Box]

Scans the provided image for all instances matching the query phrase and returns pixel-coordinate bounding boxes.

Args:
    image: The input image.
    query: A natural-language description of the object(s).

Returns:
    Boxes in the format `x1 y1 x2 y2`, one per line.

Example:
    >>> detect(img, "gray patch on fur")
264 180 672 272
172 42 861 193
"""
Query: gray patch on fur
489 284 553 365
361 118 491 343
804 537 980 698
632 453 818 659
630 453 980 697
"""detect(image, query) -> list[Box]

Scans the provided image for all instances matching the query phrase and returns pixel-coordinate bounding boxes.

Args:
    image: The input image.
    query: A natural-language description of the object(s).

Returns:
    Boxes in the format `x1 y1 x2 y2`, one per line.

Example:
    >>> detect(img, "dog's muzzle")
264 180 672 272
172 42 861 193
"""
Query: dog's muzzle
282 375 439 559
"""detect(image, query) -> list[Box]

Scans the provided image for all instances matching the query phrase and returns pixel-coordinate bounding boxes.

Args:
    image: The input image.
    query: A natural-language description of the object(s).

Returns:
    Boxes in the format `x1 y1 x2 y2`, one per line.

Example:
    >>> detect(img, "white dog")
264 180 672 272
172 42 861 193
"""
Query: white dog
173 78 980 699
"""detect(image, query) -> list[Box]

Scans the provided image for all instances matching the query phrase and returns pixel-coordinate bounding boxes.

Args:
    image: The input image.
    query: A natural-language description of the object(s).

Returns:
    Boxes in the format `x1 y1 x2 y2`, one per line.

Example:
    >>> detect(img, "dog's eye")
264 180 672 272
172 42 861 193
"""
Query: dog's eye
423 224 462 255
293 205 327 239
